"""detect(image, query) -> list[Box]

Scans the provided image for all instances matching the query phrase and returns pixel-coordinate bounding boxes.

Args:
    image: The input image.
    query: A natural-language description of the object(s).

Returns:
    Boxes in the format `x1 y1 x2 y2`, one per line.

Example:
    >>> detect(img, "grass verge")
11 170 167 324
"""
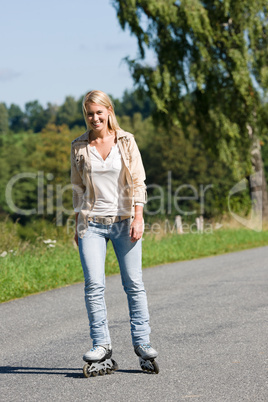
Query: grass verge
1 228 268 303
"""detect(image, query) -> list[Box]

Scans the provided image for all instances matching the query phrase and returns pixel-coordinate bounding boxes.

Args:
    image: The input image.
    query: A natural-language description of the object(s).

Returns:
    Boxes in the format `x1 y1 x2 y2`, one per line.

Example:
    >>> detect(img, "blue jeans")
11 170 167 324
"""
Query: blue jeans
78 218 151 346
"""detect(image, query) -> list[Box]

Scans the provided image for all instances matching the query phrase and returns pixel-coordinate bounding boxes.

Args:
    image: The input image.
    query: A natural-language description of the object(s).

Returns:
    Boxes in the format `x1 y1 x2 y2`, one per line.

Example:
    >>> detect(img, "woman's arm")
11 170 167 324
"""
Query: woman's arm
127 135 146 242
71 144 86 212
128 137 147 204
71 143 86 246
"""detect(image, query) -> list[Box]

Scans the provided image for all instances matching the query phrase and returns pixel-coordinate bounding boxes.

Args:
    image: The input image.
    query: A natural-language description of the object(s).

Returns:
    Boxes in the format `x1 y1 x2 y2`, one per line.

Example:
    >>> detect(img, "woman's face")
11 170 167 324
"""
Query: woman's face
85 103 111 133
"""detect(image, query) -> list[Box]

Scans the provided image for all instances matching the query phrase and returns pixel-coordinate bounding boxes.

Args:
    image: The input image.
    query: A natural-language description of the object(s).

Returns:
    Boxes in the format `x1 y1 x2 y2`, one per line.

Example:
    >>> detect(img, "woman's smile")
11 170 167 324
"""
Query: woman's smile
86 103 110 134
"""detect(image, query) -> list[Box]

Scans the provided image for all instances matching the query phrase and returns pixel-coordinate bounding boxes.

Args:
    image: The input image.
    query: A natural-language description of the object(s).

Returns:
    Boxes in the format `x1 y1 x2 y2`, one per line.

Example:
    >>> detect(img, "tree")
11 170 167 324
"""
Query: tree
112 88 155 118
8 104 26 132
43 102 59 126
113 0 268 218
0 125 81 223
25 100 47 132
0 133 39 222
56 96 81 127
0 103 9 135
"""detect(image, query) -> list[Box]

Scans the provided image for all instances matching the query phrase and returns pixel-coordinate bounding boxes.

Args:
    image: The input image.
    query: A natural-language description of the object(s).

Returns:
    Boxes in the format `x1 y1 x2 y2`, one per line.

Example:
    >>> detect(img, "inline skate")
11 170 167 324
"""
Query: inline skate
82 344 118 377
134 343 159 374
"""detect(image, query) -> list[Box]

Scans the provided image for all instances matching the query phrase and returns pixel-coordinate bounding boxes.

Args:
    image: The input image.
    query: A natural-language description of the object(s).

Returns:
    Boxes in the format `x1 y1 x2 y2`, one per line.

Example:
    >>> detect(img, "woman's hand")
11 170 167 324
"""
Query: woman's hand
130 205 144 242
129 217 144 242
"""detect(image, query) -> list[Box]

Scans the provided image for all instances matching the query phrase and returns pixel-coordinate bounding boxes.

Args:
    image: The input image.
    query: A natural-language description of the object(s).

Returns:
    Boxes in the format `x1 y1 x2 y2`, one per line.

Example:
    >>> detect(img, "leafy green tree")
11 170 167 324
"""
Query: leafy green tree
8 102 56 134
75 95 87 127
113 0 268 217
8 104 26 133
118 112 155 149
25 100 48 132
112 88 155 118
0 125 81 223
43 102 59 126
0 133 39 222
56 96 82 128
0 103 9 136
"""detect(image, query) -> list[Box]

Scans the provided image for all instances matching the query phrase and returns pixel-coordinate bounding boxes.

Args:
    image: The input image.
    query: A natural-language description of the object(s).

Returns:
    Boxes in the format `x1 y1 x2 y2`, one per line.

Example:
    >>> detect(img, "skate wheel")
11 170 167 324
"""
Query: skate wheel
99 369 105 376
91 370 98 377
106 368 112 374
152 360 159 374
139 358 159 374
83 364 90 378
111 359 119 371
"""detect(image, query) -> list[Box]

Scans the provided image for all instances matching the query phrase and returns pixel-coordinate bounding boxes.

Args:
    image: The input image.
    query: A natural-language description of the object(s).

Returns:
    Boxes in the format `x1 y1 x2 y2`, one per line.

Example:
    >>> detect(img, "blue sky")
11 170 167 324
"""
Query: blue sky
0 0 141 108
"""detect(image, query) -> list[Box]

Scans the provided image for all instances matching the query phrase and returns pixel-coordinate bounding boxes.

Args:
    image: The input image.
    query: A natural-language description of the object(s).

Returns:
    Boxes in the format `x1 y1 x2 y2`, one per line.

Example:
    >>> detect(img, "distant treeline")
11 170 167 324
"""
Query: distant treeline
0 89 155 134
1 89 267 228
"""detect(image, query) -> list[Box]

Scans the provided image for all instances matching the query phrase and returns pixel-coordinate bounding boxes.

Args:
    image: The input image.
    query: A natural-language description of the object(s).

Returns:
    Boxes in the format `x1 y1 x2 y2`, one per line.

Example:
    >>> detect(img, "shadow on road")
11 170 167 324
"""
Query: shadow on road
0 366 83 378
116 369 141 374
0 366 143 377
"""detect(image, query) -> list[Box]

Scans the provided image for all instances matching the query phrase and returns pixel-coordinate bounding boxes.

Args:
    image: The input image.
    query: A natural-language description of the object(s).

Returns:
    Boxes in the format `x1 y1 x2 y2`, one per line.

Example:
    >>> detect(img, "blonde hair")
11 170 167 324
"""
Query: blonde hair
82 90 121 132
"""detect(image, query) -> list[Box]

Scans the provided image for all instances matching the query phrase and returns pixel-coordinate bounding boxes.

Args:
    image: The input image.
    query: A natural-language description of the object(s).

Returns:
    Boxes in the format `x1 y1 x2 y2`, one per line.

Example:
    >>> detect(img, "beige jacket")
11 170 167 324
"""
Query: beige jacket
71 129 147 238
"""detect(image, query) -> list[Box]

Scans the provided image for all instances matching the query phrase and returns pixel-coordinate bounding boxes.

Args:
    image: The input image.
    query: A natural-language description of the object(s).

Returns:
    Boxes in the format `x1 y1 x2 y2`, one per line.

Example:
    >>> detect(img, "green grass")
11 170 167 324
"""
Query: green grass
1 227 268 303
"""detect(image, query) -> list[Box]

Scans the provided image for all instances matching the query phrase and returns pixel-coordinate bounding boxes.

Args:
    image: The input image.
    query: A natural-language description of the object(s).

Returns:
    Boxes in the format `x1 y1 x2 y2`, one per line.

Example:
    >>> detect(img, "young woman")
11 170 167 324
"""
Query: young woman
71 90 158 376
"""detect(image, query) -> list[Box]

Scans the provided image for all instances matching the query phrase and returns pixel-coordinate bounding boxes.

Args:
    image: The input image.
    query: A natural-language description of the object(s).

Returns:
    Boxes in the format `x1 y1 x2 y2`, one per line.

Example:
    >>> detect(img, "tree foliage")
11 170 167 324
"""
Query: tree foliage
8 104 26 133
113 0 268 178
112 88 155 118
6 96 84 134
56 96 84 127
0 103 9 136
25 100 48 133
0 125 80 223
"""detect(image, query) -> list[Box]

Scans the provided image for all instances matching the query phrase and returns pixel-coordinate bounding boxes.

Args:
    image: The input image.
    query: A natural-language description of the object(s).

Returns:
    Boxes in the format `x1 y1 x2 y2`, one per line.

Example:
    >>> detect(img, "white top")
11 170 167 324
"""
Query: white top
74 143 143 215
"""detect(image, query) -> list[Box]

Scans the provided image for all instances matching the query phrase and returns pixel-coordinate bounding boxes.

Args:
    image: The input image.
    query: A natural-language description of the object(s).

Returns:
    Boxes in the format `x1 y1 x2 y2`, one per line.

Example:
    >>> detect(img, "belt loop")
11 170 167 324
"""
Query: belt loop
118 216 121 222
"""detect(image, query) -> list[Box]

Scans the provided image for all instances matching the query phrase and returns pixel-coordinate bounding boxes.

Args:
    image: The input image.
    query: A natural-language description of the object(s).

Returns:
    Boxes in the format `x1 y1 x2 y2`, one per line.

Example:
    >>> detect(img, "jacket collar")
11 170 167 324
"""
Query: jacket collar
72 129 131 145
116 129 127 139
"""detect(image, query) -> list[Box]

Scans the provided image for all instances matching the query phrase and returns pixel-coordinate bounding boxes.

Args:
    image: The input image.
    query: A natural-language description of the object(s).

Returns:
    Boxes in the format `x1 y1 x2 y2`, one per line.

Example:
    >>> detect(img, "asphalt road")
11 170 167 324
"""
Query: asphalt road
1 246 268 402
